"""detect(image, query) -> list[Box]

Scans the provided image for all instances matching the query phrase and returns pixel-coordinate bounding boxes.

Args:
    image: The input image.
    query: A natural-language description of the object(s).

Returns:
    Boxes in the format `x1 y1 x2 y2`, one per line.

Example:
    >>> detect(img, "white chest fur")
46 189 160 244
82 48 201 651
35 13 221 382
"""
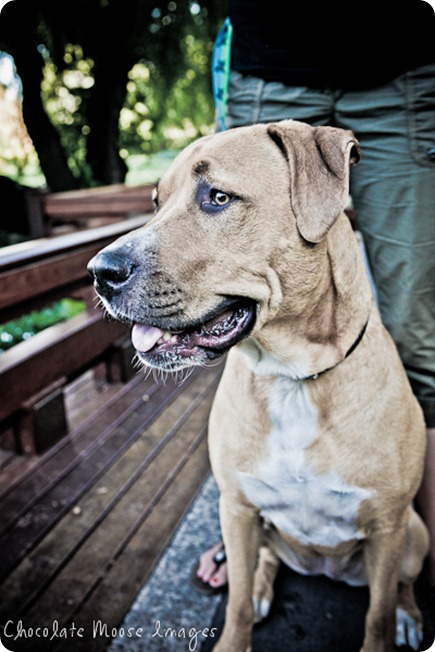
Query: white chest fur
239 378 372 548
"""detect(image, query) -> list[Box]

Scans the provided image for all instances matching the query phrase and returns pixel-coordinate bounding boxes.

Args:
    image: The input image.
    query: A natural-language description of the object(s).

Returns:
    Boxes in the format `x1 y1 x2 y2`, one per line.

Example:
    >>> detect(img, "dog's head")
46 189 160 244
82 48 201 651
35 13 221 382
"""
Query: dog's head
88 120 360 372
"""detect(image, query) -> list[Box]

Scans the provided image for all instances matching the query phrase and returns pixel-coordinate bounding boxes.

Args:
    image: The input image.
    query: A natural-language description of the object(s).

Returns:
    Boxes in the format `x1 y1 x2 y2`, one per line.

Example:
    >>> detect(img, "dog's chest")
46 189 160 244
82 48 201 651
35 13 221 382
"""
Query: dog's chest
239 378 372 548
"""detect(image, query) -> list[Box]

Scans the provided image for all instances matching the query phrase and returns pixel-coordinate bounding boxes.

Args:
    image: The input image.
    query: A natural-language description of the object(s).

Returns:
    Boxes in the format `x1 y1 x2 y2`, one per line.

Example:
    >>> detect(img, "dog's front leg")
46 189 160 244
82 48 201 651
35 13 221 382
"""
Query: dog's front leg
212 495 262 652
361 527 406 652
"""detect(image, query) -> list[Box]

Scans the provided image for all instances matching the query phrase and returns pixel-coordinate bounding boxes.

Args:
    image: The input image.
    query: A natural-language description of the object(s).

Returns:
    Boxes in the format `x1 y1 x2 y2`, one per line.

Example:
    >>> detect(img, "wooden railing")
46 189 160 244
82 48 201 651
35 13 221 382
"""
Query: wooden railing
26 183 155 237
0 215 150 454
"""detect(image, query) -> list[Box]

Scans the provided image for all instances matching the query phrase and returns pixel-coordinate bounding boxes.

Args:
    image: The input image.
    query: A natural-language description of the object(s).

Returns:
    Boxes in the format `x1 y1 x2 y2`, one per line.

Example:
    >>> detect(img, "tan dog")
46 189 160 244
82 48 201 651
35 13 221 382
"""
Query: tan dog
88 120 429 652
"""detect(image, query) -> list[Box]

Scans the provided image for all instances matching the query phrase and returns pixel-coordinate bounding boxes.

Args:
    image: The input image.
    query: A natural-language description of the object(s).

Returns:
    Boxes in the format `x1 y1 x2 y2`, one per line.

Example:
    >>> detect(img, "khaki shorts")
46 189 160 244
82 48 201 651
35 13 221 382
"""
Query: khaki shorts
226 64 435 426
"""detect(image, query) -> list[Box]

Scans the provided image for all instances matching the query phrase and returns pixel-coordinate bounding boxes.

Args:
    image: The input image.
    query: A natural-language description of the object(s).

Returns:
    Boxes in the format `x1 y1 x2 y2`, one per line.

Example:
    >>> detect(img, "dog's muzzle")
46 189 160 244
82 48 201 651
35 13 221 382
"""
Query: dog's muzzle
88 250 257 372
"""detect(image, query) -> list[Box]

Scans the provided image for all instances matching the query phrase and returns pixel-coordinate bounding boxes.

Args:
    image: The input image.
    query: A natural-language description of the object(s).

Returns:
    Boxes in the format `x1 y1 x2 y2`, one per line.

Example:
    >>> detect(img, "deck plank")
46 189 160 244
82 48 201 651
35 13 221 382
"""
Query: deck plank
0 373 147 501
0 368 218 616
0 368 204 573
0 362 222 652
59 440 211 652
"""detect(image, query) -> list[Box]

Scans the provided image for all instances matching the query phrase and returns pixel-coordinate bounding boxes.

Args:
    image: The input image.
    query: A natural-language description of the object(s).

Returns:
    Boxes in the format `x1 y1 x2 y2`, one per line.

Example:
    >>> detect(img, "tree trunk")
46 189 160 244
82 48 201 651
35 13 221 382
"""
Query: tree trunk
14 46 79 192
0 4 78 192
85 64 128 186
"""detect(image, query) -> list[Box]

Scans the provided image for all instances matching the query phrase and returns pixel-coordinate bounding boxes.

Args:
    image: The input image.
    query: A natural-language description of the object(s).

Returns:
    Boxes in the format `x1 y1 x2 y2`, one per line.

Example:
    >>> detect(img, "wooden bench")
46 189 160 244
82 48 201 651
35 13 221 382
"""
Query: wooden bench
0 210 223 650
0 361 222 651
26 184 155 238
0 216 150 454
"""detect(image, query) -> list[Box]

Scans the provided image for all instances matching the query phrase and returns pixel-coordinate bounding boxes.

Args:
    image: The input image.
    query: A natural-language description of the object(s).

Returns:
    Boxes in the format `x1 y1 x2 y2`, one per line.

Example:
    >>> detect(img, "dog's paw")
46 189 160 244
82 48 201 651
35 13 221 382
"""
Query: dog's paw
395 607 424 651
252 545 279 623
252 575 274 623
252 595 272 623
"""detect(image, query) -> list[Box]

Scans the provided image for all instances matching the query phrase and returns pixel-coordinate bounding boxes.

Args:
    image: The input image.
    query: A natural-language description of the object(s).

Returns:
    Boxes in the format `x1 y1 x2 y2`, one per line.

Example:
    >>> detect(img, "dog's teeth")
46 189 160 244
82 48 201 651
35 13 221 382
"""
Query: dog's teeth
157 331 173 344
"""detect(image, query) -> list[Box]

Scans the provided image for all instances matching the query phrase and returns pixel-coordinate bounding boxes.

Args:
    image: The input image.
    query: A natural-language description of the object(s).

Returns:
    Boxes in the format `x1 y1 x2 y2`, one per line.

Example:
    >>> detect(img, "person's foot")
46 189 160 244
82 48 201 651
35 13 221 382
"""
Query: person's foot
192 542 228 594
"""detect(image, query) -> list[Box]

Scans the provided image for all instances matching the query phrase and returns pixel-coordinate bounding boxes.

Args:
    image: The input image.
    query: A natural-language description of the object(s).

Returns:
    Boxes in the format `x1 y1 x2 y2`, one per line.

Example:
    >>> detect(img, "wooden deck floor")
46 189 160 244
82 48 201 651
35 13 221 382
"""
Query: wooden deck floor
0 363 223 652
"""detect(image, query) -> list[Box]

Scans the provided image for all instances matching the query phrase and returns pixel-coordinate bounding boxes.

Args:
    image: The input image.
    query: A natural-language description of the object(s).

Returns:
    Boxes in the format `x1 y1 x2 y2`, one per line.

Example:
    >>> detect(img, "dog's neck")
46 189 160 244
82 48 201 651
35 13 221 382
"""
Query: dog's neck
240 218 374 380
301 316 370 380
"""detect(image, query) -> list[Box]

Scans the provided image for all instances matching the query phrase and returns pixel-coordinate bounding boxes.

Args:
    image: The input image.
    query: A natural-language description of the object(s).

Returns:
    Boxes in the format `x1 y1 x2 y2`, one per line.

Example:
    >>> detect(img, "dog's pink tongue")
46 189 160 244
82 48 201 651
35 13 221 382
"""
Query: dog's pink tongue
131 324 165 352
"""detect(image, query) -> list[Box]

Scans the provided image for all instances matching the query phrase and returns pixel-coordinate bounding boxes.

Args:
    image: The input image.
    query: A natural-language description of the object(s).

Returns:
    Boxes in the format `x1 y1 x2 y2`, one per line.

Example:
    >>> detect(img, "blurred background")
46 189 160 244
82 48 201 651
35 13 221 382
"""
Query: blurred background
0 0 226 232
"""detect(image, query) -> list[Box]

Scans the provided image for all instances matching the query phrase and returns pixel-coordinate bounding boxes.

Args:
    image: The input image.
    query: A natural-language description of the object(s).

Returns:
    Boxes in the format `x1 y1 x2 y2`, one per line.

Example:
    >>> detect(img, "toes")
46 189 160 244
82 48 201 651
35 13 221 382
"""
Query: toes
252 596 272 623
209 564 228 589
395 607 423 651
196 543 225 582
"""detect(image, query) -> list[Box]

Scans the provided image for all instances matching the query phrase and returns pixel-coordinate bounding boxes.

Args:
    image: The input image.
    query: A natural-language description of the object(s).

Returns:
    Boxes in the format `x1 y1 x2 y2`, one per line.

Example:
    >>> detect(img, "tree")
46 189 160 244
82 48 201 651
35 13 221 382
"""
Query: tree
0 0 226 190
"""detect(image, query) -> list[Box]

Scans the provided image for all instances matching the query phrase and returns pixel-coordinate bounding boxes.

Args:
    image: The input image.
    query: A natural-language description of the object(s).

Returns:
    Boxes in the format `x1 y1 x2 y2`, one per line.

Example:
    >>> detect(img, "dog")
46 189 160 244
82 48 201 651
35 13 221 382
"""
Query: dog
88 120 429 652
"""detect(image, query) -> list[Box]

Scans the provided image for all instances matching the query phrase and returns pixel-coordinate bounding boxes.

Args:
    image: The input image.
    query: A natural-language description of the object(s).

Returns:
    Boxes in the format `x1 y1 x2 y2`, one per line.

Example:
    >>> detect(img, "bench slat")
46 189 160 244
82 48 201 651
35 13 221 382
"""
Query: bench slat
0 215 149 271
0 312 128 423
0 246 102 312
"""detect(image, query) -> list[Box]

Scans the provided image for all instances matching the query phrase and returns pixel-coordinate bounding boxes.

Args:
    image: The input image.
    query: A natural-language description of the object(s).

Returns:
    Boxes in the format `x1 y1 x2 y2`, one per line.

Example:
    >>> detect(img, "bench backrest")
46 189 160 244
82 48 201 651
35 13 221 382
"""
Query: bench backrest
0 215 149 453
26 184 155 238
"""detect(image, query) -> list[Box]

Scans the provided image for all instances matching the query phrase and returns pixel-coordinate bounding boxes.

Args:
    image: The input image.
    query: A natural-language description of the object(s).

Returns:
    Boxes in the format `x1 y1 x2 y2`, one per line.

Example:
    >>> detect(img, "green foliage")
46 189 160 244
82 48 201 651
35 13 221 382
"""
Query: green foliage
36 1 225 183
120 33 214 156
40 45 96 185
0 298 86 353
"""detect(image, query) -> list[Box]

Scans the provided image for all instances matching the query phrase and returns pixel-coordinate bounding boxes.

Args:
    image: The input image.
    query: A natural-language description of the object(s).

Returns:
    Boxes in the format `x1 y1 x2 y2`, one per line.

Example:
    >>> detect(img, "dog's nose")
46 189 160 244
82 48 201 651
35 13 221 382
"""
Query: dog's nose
88 250 135 297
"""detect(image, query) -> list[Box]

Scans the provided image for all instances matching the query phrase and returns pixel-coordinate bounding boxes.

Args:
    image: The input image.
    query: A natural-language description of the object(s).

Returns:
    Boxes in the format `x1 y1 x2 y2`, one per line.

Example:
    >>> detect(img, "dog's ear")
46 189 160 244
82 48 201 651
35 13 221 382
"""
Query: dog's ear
267 121 360 243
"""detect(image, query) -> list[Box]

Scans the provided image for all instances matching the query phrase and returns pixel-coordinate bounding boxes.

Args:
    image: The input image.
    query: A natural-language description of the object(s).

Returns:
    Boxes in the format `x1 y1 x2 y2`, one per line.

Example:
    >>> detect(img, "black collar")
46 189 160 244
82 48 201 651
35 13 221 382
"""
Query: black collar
303 317 369 381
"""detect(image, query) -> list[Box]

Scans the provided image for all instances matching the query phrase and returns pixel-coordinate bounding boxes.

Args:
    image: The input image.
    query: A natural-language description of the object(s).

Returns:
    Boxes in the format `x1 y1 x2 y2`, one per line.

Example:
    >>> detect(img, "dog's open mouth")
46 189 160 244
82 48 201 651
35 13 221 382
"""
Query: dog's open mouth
131 299 256 369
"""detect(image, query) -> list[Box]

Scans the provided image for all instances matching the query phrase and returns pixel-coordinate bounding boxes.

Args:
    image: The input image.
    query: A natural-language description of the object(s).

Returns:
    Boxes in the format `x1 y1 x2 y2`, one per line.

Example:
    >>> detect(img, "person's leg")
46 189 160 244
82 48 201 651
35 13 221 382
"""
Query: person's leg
336 62 435 585
226 70 334 128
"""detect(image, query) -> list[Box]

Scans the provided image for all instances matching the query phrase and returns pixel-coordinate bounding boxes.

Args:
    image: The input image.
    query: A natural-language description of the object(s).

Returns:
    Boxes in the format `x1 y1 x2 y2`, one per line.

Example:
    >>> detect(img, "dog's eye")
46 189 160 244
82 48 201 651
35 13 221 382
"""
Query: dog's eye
210 189 231 207
197 182 235 214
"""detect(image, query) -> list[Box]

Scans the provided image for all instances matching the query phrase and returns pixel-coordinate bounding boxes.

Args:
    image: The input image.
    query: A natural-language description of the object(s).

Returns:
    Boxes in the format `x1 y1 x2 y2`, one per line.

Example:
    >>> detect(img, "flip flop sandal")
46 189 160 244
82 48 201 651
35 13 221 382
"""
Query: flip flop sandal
191 545 227 595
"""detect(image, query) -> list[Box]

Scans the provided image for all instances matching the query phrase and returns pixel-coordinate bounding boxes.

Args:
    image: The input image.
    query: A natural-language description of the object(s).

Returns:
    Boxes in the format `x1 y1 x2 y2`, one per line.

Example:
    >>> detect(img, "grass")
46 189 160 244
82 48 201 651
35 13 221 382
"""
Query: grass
0 298 86 353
